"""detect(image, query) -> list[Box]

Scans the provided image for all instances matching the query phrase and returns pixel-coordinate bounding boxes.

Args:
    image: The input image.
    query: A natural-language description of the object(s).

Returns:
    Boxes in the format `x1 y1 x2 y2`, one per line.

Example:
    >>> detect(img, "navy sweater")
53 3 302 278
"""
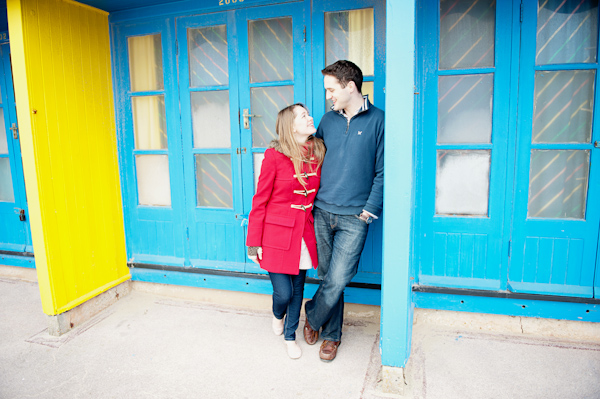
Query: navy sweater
314 102 384 217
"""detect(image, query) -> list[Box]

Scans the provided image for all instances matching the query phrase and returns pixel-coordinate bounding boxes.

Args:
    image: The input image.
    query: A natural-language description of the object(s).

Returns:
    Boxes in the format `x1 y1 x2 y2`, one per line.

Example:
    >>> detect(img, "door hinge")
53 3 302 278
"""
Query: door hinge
10 123 18 139
236 147 247 154
303 26 306 42
508 240 512 258
19 209 26 222
520 1 523 23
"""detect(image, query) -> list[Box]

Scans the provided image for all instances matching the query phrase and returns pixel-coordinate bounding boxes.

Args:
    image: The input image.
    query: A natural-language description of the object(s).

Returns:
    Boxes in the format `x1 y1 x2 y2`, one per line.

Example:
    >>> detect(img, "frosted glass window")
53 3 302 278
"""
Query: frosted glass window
439 0 495 69
188 25 228 87
135 155 171 206
251 86 293 147
132 95 167 150
326 81 373 111
0 109 7 154
0 157 14 202
436 150 490 216
249 18 293 83
325 8 374 76
253 152 265 192
438 74 493 143
536 0 598 65
191 91 231 149
128 34 164 92
533 70 594 143
196 154 232 208
528 150 589 219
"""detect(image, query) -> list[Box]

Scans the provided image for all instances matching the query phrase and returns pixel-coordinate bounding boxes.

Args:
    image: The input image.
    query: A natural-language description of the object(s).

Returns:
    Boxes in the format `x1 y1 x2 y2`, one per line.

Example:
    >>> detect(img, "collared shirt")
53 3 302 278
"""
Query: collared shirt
333 95 370 121
330 95 378 220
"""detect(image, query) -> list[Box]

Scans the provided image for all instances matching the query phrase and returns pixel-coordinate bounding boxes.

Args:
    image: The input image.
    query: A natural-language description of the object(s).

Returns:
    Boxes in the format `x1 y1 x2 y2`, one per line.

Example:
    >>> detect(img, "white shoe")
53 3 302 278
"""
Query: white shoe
272 316 284 335
286 340 302 359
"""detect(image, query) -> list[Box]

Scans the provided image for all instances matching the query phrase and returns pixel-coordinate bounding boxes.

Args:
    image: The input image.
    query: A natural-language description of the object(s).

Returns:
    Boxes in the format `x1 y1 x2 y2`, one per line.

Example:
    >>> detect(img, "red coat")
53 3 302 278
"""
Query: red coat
246 146 321 275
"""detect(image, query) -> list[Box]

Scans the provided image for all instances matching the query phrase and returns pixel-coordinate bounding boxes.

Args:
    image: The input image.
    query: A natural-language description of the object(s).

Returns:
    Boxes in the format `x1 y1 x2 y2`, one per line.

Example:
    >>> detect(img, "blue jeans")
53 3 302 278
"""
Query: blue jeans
305 207 369 342
269 270 307 341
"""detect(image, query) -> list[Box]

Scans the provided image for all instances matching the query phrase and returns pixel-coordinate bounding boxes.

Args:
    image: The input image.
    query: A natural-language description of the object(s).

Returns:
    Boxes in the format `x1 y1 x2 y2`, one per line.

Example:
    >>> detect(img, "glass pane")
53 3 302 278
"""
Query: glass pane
326 81 373 112
251 86 294 147
196 154 233 208
438 74 493 143
536 0 598 65
439 0 495 69
528 150 589 219
249 18 293 83
135 155 171 206
188 25 228 87
132 95 167 150
191 91 231 149
325 8 374 75
533 70 594 143
253 152 265 192
0 109 7 154
0 157 14 202
128 34 164 92
436 150 490 216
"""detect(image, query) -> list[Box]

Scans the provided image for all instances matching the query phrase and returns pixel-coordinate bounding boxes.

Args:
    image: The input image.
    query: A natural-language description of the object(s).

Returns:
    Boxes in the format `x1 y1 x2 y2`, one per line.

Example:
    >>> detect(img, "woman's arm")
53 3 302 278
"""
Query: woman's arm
246 149 277 247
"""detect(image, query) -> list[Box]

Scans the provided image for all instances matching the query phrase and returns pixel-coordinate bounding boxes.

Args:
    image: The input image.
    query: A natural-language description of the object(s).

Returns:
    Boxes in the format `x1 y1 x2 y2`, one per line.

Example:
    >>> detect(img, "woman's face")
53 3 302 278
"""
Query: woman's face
292 106 316 143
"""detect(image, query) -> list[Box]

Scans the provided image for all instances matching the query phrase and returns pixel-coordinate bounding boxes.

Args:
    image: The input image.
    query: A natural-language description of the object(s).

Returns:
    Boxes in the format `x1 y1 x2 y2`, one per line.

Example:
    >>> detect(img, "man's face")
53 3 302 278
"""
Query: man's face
324 75 352 112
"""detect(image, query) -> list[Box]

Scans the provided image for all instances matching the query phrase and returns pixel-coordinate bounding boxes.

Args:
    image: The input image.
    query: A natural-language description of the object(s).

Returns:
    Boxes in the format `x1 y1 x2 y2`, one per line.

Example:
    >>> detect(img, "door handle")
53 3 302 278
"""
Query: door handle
243 108 261 129
10 123 17 139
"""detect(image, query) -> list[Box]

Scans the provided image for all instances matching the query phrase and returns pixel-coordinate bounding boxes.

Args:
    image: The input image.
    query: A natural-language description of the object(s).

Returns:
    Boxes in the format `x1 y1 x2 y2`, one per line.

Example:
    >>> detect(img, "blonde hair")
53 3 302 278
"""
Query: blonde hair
275 104 326 187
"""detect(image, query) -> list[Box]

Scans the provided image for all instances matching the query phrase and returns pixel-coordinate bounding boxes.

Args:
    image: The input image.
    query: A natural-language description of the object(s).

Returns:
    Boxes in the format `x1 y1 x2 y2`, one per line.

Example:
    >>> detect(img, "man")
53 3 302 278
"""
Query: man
304 60 384 361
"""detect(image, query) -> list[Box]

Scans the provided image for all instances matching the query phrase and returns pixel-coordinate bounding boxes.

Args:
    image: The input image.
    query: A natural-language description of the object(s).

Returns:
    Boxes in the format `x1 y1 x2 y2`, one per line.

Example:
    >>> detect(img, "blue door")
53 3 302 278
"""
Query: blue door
416 0 600 298
0 42 32 256
176 3 307 273
509 0 600 298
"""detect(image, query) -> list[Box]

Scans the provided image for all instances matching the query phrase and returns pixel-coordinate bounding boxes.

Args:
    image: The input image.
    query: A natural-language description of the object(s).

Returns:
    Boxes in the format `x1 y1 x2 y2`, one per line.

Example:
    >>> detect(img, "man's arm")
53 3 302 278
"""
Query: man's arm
362 119 384 217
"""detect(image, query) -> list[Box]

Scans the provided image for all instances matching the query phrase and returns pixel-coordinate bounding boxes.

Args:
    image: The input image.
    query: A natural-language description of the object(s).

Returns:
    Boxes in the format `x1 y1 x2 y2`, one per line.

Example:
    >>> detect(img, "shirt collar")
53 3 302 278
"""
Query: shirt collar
333 95 370 117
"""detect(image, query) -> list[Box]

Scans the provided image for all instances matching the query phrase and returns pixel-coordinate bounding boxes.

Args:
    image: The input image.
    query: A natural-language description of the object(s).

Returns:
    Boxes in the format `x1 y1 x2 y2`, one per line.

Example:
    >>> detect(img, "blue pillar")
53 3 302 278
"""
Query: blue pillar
381 0 415 368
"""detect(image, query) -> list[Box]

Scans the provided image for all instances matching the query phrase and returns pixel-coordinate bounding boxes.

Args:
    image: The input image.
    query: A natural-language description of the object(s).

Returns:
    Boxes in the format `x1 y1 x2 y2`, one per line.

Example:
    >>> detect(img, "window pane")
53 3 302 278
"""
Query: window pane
438 74 493 143
135 155 171 206
536 0 598 65
196 154 233 208
533 70 594 144
132 95 167 150
528 150 589 219
325 8 374 75
439 0 495 69
326 81 373 112
191 91 231 149
249 18 293 83
0 109 7 154
436 150 490 216
253 152 265 192
128 34 164 92
188 25 228 87
0 157 14 202
251 86 294 147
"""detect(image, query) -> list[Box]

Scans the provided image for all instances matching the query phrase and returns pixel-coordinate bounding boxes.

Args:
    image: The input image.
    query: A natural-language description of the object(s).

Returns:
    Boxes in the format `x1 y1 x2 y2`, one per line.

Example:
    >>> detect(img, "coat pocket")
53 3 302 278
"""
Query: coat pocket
263 214 295 250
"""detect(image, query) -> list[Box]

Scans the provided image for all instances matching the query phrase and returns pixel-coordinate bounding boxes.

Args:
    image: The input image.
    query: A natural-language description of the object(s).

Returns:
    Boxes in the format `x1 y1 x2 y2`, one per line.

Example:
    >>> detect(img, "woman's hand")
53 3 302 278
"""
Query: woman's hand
248 246 263 264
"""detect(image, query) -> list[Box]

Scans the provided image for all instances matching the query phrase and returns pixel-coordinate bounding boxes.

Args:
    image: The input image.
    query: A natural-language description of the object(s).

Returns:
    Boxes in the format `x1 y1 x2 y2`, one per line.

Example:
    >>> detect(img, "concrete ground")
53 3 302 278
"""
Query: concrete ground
1 265 599 399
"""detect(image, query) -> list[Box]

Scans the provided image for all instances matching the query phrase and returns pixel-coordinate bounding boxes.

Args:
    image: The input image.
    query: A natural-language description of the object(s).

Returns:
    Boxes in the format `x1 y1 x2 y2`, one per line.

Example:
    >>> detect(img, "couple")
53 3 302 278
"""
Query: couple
246 60 384 360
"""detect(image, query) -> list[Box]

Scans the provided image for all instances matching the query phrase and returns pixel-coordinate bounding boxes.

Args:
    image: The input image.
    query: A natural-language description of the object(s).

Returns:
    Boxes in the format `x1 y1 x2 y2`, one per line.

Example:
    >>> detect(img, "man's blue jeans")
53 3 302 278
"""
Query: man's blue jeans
305 207 369 342
269 270 307 341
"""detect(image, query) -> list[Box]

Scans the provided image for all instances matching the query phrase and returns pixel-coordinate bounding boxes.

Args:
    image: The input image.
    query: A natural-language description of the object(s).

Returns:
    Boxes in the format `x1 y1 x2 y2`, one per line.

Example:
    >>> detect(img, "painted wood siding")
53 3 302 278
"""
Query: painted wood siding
7 0 129 315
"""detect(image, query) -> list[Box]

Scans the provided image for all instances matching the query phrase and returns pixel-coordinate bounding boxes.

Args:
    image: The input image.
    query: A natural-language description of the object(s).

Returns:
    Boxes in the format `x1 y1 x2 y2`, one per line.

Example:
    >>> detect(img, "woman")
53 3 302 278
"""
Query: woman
246 103 325 359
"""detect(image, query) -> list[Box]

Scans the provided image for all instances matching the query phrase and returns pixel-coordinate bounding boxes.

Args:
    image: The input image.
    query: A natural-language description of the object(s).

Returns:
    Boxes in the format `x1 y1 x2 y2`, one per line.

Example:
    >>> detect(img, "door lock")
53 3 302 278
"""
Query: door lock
19 209 26 221
243 108 261 129
10 123 17 139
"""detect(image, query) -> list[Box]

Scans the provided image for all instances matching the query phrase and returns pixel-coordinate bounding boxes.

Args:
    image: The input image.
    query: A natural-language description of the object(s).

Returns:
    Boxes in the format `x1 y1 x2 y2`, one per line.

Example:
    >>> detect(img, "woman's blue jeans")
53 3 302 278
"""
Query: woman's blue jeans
304 207 369 342
269 270 307 341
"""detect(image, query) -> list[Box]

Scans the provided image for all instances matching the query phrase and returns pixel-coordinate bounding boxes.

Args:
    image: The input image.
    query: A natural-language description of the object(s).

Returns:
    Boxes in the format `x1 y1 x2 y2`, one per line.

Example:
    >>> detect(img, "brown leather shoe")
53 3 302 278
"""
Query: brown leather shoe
319 340 341 362
303 320 318 345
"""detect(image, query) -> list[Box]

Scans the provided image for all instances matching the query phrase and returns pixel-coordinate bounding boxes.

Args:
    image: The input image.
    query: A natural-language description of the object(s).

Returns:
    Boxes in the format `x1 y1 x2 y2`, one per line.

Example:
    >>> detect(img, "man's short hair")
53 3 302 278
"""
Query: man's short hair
321 60 363 93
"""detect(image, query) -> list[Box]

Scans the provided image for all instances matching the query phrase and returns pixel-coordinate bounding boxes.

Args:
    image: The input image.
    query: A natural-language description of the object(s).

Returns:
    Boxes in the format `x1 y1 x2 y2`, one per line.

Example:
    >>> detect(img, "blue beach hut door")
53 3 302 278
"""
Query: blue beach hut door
0 42 32 258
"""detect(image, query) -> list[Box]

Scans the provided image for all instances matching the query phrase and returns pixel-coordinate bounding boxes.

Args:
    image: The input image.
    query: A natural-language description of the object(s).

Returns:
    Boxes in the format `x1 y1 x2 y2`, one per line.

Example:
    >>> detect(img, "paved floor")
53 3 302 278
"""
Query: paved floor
1 266 599 399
